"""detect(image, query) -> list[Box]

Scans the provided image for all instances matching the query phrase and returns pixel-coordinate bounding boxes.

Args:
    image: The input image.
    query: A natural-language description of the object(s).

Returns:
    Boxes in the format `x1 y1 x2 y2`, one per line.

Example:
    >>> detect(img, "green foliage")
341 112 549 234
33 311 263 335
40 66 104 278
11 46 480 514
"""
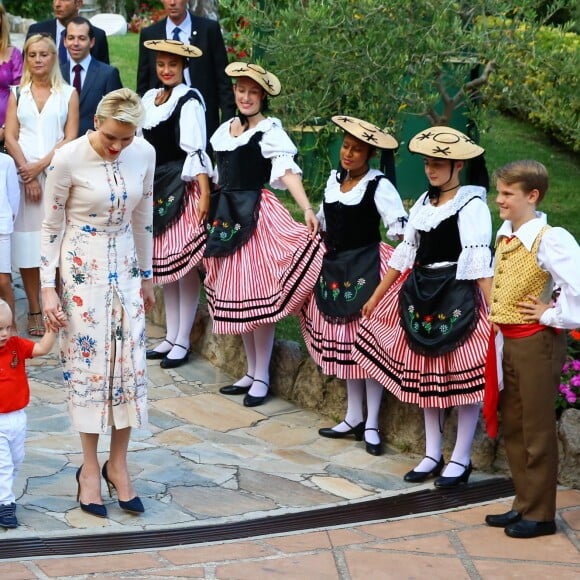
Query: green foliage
107 34 139 91
489 24 580 152
8 0 52 20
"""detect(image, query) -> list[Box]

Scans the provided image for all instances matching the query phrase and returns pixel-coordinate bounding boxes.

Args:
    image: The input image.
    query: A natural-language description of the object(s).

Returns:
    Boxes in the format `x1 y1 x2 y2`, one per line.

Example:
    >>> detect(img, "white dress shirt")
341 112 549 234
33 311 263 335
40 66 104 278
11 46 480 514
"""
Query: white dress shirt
165 13 192 86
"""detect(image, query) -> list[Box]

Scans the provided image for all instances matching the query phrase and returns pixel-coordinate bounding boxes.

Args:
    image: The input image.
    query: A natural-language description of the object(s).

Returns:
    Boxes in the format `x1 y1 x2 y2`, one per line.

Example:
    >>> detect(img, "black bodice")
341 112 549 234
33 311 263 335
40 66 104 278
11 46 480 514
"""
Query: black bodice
323 176 382 253
216 131 272 191
142 90 200 166
414 196 479 266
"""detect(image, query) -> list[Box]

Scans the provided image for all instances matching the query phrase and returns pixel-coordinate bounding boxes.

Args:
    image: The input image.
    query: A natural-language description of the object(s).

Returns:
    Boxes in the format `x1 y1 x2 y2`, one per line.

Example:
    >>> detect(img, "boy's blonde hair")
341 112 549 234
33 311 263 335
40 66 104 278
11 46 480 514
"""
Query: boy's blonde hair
493 160 549 203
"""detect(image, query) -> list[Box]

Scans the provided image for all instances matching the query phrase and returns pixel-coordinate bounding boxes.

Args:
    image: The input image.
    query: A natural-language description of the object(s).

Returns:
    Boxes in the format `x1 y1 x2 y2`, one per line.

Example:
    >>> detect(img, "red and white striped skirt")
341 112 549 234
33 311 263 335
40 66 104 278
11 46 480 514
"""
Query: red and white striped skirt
352 271 490 408
300 242 394 379
203 189 324 335
152 181 206 285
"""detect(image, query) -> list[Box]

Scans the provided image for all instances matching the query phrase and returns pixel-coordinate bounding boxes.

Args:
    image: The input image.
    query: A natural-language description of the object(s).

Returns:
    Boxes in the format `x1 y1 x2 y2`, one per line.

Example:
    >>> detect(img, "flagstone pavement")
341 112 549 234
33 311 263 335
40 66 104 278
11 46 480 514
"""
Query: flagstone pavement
0 276 577 578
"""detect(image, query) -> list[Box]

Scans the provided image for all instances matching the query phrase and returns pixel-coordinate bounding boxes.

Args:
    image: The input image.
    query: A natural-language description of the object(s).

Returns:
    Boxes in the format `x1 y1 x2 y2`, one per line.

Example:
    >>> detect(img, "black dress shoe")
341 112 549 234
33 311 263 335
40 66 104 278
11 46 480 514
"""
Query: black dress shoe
160 344 190 369
364 428 383 456
318 420 365 440
485 510 522 528
403 455 444 483
146 340 173 360
505 519 556 539
243 379 270 407
434 460 472 488
76 466 107 518
219 374 254 395
102 461 145 514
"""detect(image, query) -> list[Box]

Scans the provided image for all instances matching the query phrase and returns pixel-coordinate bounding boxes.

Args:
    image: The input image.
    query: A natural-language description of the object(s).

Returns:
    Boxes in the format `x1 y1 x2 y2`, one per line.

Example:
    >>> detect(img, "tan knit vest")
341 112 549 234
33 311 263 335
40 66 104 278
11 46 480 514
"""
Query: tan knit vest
489 226 552 324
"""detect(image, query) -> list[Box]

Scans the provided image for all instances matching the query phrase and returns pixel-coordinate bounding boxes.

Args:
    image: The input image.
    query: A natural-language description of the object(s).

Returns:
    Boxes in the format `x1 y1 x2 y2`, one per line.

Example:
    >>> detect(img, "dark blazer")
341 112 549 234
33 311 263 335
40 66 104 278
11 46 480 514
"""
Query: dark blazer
137 13 235 144
27 19 110 64
62 59 122 137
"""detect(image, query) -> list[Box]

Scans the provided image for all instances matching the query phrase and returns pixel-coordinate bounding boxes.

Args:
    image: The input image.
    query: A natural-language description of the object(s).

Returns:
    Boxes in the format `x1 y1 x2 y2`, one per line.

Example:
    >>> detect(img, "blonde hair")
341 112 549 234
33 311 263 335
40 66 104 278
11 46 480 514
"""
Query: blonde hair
493 160 549 204
0 5 10 55
21 34 65 90
95 88 145 128
0 299 11 318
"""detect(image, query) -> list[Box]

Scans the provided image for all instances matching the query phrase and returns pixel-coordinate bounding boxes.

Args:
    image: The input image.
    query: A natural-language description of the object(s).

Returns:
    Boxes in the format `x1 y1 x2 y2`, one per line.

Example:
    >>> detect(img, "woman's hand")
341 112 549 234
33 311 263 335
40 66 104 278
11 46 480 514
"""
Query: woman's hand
362 295 379 319
24 178 42 203
304 207 319 237
41 287 67 329
19 160 44 183
141 279 155 313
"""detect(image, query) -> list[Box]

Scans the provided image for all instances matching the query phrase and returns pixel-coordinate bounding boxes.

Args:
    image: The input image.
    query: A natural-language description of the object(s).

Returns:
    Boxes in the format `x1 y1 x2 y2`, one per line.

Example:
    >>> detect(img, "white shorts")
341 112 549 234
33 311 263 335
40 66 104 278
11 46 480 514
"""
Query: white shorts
0 234 11 274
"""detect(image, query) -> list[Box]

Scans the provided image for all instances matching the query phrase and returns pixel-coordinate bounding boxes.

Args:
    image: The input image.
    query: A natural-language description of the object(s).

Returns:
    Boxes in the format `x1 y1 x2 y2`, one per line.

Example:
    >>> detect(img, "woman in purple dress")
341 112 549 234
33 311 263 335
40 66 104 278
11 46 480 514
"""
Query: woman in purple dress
0 5 23 147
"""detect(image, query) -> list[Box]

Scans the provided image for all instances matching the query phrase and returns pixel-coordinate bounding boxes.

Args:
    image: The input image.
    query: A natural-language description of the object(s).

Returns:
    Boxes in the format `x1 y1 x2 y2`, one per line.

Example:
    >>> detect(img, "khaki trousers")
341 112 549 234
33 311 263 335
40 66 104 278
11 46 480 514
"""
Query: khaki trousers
500 329 566 521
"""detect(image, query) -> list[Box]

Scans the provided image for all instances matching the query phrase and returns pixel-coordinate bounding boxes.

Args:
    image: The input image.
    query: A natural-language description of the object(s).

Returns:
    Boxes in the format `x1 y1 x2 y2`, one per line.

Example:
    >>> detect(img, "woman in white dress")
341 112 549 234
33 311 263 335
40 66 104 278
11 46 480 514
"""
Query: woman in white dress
41 89 155 518
4 34 78 336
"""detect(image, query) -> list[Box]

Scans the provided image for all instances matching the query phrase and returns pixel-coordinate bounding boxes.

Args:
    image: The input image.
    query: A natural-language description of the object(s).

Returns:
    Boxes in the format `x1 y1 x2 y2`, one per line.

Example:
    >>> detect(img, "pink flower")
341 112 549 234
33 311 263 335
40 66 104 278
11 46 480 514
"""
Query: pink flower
570 374 580 387
571 360 580 371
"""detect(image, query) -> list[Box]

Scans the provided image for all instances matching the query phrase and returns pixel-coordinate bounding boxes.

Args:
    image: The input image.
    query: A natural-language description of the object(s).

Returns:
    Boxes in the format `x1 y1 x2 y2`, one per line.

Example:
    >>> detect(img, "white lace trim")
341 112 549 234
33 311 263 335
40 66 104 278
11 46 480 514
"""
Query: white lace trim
210 117 282 151
457 246 494 280
410 185 487 232
389 240 416 272
141 85 204 130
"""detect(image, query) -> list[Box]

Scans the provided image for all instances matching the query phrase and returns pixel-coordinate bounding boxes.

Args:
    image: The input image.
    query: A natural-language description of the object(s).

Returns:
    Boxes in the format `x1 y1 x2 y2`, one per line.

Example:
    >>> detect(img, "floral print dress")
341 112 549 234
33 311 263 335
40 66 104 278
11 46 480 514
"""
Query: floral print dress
41 135 155 434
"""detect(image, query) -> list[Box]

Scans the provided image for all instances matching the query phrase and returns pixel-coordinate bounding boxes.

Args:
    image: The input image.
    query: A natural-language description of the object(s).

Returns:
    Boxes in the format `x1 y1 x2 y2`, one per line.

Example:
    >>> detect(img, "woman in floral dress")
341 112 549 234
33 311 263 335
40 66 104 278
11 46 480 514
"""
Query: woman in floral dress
41 89 155 518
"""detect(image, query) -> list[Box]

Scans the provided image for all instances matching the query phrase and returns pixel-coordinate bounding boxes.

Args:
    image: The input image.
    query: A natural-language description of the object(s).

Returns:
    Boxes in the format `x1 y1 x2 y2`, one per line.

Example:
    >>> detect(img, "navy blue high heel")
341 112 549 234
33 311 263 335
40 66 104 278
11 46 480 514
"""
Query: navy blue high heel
102 461 145 514
76 466 107 518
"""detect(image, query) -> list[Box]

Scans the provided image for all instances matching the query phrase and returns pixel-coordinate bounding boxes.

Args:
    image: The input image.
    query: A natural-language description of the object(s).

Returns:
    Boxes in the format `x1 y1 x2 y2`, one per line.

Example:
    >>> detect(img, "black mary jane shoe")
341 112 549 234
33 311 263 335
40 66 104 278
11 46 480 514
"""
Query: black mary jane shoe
160 344 190 369
403 455 445 483
102 461 144 514
485 510 522 528
219 374 254 395
434 460 472 488
318 420 365 440
76 466 107 518
146 340 174 360
364 428 383 456
504 519 556 539
243 379 270 407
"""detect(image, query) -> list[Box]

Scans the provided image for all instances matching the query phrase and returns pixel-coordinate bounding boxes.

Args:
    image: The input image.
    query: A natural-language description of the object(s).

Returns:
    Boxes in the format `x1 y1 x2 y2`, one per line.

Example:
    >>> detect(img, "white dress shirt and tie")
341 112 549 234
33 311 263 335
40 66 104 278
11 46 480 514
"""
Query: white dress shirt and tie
165 14 193 86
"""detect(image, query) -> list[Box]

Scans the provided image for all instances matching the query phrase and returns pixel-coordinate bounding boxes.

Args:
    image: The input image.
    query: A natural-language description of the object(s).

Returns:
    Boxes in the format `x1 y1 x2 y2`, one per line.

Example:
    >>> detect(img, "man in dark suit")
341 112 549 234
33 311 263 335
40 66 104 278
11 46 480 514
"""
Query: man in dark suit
27 0 109 65
137 0 235 144
62 17 122 137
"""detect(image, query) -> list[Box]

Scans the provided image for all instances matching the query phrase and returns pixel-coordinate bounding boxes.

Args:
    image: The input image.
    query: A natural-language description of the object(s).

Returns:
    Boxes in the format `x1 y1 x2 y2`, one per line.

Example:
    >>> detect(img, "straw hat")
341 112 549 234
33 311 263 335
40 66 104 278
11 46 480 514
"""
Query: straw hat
332 115 398 150
143 39 202 59
408 126 484 160
225 62 281 96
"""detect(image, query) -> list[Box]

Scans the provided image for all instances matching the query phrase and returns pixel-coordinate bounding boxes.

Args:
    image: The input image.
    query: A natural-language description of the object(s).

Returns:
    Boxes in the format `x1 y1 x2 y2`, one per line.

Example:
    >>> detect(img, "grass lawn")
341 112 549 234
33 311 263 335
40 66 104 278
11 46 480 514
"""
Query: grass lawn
109 33 580 344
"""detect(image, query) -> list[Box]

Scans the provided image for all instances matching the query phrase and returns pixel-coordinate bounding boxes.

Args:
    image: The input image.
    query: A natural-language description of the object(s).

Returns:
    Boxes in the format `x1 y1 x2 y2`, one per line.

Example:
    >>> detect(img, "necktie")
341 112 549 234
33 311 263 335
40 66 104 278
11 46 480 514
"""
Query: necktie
172 27 181 41
73 64 82 93
59 29 68 65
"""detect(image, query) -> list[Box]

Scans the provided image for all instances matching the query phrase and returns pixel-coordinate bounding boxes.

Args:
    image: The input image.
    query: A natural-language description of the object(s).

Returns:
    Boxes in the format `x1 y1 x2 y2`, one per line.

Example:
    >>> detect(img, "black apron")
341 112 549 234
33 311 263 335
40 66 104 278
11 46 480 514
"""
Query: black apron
204 130 271 258
314 175 384 321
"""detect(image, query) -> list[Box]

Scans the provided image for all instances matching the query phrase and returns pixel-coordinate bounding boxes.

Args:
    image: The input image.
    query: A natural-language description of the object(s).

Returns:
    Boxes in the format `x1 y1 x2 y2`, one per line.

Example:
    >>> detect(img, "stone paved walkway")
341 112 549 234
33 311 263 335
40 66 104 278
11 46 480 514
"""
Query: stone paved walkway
1 277 578 577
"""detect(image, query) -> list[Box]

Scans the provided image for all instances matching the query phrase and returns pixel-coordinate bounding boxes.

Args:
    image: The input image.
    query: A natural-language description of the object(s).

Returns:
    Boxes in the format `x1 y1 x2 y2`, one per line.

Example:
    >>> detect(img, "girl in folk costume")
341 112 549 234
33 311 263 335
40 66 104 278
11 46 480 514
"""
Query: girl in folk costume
205 62 323 407
300 115 407 455
353 127 493 486
140 40 212 369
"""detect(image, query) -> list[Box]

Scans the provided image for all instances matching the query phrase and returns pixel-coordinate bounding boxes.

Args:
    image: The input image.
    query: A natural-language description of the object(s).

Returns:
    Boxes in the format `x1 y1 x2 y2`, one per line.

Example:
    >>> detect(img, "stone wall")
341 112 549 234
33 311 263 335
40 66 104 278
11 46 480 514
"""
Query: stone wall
149 295 579 488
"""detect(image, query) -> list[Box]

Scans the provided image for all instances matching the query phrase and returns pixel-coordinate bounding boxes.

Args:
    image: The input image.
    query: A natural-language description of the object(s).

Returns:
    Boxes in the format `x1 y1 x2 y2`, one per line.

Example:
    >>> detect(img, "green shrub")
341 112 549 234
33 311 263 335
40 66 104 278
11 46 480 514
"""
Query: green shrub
8 0 52 20
489 24 580 152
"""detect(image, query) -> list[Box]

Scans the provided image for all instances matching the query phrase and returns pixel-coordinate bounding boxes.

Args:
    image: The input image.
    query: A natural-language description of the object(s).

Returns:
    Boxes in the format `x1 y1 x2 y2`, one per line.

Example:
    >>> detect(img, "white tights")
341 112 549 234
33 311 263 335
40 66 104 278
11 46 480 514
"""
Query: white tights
414 404 480 476
332 378 384 445
233 324 275 397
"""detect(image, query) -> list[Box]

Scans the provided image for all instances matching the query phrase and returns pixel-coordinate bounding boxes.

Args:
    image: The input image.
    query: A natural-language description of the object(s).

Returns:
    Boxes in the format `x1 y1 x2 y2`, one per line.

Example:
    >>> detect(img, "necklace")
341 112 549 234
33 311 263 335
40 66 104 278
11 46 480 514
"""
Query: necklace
439 183 460 193
346 166 369 181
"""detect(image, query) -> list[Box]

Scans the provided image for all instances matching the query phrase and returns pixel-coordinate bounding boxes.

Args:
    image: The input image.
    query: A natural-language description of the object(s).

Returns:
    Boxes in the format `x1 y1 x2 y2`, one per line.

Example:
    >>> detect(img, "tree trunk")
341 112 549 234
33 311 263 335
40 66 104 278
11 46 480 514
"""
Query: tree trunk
189 0 220 19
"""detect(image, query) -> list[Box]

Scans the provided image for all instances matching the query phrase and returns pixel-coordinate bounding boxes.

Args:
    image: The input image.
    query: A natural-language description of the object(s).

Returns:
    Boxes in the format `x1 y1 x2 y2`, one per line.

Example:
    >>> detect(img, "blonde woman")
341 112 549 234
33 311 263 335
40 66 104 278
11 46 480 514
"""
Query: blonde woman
4 34 78 336
41 89 155 518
